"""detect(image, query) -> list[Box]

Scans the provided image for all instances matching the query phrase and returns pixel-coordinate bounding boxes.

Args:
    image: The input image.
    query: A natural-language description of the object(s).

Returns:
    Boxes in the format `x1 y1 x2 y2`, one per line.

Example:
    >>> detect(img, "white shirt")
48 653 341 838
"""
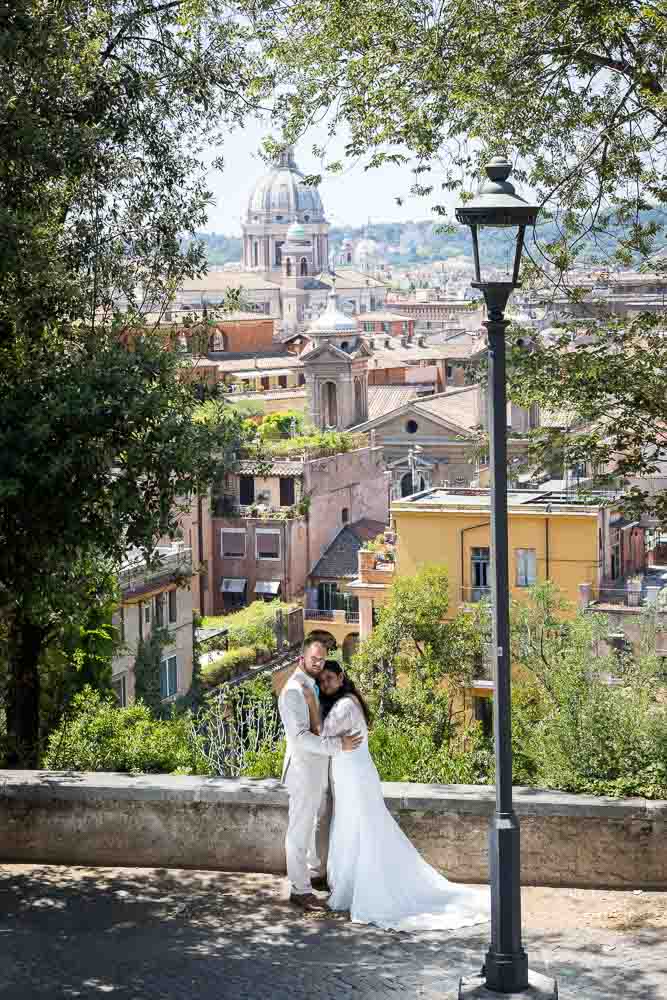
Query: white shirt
278 668 342 771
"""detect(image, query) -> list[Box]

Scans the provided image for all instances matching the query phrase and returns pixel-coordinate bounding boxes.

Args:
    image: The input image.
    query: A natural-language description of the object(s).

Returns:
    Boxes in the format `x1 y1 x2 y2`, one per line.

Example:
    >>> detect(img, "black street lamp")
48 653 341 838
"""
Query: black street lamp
456 159 555 998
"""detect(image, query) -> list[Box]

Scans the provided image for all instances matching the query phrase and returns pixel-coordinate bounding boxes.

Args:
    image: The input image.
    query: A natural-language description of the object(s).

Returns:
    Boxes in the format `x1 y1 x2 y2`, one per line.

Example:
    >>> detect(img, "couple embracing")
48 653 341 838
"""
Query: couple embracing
278 636 490 931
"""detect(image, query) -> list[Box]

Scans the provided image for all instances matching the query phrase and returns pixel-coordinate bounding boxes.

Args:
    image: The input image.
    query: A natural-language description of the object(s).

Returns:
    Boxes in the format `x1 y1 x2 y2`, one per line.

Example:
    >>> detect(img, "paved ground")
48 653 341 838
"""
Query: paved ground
0 865 665 999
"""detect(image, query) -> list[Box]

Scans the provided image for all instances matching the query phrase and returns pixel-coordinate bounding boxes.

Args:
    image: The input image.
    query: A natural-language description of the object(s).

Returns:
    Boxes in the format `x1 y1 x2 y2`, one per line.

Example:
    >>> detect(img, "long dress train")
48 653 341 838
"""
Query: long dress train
324 695 490 931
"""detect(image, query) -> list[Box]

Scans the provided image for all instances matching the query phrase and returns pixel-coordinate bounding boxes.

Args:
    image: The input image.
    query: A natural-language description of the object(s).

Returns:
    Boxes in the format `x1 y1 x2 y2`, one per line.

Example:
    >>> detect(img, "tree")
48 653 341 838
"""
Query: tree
1 2 264 763
352 565 485 737
509 583 667 798
0 332 244 764
2 0 265 343
245 0 667 515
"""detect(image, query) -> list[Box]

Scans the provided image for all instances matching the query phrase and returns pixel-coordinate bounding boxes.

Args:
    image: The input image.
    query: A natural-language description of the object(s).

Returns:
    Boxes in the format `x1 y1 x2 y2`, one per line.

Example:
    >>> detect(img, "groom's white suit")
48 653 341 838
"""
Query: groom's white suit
278 667 342 896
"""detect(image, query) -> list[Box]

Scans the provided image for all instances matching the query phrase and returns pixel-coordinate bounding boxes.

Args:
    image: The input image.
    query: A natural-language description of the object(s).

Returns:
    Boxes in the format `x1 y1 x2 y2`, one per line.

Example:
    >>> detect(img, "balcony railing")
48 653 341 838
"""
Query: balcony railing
303 608 361 628
587 583 667 610
460 586 492 604
120 544 192 594
304 609 335 621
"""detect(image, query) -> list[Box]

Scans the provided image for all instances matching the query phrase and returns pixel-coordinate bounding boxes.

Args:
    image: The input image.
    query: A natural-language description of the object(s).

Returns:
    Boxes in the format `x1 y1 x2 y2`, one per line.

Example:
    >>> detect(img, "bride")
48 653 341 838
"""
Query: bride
300 659 490 931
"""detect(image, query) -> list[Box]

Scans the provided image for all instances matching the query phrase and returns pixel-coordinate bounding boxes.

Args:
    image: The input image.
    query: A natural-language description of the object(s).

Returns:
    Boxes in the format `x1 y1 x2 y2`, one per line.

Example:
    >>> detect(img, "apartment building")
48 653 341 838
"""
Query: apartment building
182 444 389 616
111 543 194 706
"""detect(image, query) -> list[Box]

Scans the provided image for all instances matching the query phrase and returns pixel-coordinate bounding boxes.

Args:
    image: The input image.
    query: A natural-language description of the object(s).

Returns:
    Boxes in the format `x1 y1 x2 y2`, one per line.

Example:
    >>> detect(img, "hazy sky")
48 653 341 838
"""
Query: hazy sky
204 117 453 235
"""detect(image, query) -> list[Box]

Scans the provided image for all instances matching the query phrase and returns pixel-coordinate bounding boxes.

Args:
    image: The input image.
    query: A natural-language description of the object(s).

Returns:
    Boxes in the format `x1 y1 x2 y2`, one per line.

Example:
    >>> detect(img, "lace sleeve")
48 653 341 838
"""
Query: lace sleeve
322 696 367 738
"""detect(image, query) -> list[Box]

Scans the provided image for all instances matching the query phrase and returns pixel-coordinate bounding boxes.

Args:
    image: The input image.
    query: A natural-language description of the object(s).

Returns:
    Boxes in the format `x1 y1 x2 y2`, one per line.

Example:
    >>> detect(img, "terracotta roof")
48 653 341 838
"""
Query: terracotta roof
310 519 387 579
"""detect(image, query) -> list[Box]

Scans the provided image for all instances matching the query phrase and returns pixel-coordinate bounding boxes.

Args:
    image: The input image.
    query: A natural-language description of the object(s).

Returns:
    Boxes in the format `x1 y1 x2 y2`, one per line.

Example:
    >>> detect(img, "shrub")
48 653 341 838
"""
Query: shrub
201 645 257 687
194 676 283 777
201 601 294 653
43 687 208 775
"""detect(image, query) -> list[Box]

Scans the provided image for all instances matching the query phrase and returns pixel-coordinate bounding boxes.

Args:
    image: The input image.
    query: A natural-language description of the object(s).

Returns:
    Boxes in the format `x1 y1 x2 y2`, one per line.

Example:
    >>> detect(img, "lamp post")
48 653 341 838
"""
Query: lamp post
455 159 554 998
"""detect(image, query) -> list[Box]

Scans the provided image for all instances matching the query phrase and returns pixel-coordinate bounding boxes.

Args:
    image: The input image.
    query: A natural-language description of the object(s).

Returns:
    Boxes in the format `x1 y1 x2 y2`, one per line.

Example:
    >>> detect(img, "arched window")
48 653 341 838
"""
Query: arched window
300 257 308 276
253 242 259 267
405 419 419 434
322 381 338 428
342 507 349 525
401 471 425 497
285 257 292 277
340 341 349 352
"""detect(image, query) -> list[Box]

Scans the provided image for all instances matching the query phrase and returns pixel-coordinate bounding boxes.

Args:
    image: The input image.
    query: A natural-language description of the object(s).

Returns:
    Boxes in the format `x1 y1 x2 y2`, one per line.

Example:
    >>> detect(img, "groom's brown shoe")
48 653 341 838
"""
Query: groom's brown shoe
289 892 327 911
310 876 330 893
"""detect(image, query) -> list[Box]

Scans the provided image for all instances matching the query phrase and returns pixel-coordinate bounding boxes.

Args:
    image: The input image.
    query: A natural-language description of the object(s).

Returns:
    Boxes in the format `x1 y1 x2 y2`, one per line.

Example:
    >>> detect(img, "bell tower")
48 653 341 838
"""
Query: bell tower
301 286 370 430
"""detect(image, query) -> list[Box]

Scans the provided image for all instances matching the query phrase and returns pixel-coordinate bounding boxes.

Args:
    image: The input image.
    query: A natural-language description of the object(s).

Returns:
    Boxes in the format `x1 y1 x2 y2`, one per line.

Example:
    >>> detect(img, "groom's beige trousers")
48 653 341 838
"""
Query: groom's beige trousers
278 669 342 896
284 759 331 895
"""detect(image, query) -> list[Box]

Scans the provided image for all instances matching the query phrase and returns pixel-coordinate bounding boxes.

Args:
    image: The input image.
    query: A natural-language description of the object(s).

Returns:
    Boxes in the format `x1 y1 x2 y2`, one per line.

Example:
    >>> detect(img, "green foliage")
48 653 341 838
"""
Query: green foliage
0 0 263 765
133 629 171 717
43 688 207 775
242 740 286 779
201 645 258 687
259 430 365 459
195 676 283 777
353 565 484 709
257 410 305 441
368 715 492 785
509 585 667 799
38 575 118 744
201 600 294 654
245 0 667 520
0 329 245 764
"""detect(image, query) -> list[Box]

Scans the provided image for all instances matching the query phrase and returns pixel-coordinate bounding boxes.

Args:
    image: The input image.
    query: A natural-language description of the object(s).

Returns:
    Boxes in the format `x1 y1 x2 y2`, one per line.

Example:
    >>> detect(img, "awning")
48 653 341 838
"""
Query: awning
221 577 247 593
231 368 295 379
255 580 281 595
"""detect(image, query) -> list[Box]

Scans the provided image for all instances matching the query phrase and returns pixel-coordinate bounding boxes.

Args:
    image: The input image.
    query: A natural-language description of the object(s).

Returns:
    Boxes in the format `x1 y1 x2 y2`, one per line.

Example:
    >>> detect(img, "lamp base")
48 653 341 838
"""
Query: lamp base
453 970 558 998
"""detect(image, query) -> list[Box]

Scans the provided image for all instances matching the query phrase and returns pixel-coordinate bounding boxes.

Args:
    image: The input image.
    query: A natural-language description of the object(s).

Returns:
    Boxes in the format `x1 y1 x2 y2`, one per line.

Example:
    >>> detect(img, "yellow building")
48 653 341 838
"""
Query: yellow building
391 487 640 616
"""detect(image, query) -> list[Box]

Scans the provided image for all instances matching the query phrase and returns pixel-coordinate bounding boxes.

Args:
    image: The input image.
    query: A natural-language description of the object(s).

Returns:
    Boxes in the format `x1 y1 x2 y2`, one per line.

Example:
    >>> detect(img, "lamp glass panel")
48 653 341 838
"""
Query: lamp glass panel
474 225 522 283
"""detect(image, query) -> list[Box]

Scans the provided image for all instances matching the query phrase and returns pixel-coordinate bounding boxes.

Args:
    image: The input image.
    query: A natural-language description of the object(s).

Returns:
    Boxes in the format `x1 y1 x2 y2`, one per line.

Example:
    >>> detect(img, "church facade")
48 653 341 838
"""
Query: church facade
177 148 388 331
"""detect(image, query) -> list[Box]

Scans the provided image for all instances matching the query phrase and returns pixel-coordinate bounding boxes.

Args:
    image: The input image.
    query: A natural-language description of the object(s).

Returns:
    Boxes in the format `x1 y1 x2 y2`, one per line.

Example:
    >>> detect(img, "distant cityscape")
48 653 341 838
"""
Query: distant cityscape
198 209 667 271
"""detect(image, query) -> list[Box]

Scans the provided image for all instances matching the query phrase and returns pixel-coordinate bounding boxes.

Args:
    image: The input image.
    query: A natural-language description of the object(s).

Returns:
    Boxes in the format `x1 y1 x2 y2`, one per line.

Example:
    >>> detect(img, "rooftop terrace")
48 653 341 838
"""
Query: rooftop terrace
393 487 618 514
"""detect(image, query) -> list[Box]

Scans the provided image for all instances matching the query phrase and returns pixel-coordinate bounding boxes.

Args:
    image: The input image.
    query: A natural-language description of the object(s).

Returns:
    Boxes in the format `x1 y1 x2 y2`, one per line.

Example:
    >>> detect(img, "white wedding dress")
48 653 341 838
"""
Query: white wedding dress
323 695 490 931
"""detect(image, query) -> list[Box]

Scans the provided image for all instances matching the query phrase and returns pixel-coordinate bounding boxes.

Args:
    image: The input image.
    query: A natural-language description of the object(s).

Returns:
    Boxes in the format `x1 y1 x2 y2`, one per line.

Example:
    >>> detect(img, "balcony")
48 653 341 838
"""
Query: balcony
358 549 396 586
460 586 491 605
120 544 192 597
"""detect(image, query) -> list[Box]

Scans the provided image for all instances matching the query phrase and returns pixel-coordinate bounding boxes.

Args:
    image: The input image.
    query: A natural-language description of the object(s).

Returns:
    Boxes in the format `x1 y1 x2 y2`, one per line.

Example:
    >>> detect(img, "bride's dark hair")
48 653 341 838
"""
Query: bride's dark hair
319 660 372 726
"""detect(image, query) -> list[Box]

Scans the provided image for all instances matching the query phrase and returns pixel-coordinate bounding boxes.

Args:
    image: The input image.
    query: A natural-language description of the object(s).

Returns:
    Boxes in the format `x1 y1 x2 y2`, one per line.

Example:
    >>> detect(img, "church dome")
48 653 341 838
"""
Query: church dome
246 148 325 223
308 290 357 337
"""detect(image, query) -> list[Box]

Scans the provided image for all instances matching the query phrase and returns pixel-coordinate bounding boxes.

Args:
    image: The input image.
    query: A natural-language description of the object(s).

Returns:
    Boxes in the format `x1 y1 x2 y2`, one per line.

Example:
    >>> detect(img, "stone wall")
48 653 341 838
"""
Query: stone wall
0 773 664 890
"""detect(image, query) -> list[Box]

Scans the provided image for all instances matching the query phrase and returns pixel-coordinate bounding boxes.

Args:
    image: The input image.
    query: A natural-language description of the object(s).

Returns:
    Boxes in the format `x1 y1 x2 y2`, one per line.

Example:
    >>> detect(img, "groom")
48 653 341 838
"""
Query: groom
278 636 362 910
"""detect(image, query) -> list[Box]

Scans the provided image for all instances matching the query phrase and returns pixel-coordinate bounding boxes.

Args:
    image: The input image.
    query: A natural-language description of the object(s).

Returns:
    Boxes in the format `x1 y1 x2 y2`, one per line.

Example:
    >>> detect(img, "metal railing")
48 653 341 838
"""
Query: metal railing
119 544 192 593
461 586 492 604
304 609 335 621
588 584 667 609
345 610 360 624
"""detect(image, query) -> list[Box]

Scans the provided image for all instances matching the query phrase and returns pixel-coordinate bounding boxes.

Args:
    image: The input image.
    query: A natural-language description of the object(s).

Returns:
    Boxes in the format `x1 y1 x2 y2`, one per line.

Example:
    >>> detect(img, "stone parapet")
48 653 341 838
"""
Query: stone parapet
0 772 664 889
